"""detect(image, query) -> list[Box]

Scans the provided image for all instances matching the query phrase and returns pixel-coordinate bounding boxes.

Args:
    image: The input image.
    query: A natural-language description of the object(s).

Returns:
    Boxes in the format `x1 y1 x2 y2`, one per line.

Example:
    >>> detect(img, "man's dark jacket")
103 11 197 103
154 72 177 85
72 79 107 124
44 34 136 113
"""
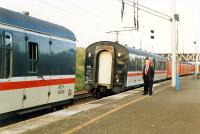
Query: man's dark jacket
143 66 155 81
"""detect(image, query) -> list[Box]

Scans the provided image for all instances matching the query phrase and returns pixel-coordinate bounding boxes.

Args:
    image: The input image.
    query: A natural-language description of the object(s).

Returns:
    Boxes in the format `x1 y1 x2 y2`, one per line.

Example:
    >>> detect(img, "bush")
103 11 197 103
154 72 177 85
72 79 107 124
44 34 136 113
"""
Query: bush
75 47 85 92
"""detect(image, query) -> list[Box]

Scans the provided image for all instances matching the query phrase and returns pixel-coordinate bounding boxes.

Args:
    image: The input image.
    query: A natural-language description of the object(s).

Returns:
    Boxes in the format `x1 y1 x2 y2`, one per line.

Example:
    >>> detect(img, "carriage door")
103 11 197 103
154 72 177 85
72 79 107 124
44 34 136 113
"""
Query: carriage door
98 51 112 85
0 31 24 114
23 33 50 109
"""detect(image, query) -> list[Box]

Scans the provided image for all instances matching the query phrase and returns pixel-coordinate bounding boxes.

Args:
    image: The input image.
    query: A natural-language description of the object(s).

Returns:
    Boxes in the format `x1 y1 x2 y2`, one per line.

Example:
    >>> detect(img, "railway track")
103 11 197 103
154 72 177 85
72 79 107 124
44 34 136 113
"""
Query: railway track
74 93 93 103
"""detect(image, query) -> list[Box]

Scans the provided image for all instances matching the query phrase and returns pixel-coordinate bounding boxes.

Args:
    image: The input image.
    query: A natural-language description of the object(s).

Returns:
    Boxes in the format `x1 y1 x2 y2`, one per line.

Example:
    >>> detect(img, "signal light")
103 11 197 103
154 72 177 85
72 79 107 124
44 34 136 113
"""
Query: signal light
150 30 155 39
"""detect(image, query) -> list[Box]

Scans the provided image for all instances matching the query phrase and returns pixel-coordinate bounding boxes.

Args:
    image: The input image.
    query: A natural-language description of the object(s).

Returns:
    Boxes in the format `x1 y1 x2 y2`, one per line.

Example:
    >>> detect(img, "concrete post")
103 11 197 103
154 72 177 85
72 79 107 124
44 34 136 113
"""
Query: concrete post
195 41 198 79
171 0 177 87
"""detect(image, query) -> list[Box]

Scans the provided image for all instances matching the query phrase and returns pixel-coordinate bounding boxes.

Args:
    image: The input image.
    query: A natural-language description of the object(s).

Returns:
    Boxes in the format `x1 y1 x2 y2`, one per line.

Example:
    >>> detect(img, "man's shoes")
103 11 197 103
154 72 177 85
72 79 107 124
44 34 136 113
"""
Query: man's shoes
149 93 153 96
142 93 148 95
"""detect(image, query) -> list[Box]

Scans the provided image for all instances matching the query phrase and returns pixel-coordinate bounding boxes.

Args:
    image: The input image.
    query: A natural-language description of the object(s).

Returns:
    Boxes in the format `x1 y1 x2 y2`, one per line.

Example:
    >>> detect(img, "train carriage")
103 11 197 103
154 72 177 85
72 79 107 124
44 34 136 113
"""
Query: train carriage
85 41 129 95
85 41 167 98
0 7 76 117
126 48 167 86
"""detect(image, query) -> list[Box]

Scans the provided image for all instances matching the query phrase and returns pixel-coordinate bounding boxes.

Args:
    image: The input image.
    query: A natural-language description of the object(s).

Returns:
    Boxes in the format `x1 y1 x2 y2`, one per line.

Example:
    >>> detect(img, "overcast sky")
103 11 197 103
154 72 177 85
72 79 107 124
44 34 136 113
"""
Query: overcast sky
0 0 199 53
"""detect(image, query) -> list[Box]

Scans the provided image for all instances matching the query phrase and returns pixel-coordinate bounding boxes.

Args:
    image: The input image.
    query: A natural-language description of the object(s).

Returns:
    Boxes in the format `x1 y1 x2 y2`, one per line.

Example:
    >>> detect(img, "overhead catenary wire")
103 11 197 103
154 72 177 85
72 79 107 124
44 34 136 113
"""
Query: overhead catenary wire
125 0 171 18
38 0 66 12
37 0 119 30
59 0 121 29
60 0 111 22
139 7 171 21
124 0 171 21
118 0 171 21
106 28 136 42
107 28 137 33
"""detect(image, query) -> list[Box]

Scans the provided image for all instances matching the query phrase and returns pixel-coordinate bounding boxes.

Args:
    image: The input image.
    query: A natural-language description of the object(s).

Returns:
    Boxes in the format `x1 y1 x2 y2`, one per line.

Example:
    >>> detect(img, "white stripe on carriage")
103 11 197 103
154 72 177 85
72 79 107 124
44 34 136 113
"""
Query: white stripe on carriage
0 23 76 43
0 75 75 82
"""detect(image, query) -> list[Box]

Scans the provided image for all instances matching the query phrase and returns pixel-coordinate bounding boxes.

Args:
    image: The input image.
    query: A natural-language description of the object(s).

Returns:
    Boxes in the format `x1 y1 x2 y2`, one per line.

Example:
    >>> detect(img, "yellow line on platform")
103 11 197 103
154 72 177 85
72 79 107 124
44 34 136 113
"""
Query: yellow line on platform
63 85 171 134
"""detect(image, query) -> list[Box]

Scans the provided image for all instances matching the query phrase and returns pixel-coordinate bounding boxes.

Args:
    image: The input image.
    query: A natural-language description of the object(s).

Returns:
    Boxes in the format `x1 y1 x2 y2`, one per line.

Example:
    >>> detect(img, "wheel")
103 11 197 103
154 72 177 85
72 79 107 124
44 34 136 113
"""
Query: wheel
94 88 102 99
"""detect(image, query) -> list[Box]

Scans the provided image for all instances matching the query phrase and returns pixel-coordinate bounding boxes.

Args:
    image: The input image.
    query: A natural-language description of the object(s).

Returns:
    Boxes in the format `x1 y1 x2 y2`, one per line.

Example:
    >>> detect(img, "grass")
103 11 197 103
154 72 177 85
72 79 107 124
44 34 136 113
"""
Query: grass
75 47 85 92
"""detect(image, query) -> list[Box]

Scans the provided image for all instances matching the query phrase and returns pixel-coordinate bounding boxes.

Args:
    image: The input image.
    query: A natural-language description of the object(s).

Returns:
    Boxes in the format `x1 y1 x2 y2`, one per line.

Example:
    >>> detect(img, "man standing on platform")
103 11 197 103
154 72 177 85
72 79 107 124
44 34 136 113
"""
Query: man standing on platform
143 58 155 96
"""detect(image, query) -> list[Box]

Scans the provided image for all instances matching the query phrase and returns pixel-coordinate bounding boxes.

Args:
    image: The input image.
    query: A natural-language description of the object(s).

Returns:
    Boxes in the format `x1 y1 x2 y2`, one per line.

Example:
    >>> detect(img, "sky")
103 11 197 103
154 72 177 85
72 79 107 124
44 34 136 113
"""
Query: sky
0 0 199 53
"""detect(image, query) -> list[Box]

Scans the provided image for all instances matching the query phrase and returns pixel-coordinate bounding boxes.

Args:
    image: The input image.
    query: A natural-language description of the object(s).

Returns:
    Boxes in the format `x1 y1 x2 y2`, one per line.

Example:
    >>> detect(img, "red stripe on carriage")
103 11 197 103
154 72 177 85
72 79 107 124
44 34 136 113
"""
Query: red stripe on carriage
0 78 75 91
127 73 143 76
127 71 166 77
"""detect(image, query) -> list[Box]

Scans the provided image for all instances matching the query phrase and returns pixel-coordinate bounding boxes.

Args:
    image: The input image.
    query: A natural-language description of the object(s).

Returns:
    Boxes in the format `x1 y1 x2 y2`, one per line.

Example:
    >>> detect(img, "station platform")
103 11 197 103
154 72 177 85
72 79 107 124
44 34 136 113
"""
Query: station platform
0 76 200 134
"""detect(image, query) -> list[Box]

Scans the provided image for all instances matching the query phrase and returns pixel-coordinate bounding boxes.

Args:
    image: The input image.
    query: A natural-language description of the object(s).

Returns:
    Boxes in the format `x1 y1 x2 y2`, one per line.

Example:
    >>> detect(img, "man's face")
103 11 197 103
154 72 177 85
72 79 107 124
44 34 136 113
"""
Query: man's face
145 60 150 67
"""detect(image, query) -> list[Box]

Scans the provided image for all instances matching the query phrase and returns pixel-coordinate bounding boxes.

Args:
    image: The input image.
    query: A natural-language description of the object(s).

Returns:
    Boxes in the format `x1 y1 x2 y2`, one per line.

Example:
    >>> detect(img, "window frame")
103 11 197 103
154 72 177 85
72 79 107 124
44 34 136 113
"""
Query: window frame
27 42 39 74
0 31 13 79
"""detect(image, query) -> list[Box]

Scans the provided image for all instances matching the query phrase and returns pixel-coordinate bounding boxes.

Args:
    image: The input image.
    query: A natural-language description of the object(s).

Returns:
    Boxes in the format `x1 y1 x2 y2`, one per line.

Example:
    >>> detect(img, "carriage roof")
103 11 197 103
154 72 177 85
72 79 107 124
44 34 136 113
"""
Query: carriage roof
87 41 167 61
0 7 76 41
126 46 167 61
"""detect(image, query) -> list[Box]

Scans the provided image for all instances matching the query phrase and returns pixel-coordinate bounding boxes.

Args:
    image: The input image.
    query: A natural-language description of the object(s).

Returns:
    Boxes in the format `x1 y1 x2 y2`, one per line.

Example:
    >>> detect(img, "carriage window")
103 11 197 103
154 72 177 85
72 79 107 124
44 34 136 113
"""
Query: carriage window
154 60 157 71
138 58 141 71
160 61 162 70
0 31 13 78
132 59 136 71
158 61 162 71
5 32 12 47
136 58 142 71
162 61 165 71
156 61 159 71
128 59 132 71
28 42 38 73
129 56 136 71
163 61 166 70
151 59 155 68
157 61 159 70
135 57 138 71
0 45 4 78
0 31 2 46
159 61 161 70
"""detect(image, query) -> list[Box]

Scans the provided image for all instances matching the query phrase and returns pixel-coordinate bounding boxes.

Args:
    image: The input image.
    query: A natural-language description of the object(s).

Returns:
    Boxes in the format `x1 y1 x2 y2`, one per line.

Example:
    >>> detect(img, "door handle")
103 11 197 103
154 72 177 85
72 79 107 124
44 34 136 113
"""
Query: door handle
38 75 44 80
23 95 27 101
48 91 51 97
